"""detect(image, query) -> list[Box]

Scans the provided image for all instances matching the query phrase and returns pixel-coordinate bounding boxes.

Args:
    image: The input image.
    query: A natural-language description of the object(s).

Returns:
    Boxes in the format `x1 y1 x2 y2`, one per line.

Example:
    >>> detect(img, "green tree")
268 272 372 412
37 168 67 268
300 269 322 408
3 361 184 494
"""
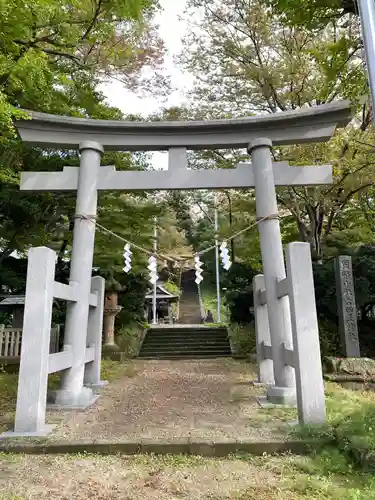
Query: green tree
178 0 375 261
0 0 167 292
0 0 165 133
268 0 357 30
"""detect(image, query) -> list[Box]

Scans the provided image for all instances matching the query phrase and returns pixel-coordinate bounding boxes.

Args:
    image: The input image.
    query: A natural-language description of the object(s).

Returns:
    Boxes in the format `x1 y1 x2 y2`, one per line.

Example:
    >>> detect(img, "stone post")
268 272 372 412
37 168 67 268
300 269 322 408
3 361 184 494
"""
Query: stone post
57 141 103 407
14 247 55 435
248 138 296 405
286 243 326 424
335 255 360 357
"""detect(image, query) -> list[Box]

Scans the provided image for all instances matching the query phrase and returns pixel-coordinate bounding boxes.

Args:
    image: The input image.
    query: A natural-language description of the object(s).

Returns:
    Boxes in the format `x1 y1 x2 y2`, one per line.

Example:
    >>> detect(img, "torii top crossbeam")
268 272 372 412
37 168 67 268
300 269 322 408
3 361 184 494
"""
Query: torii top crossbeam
15 100 351 150
16 100 352 191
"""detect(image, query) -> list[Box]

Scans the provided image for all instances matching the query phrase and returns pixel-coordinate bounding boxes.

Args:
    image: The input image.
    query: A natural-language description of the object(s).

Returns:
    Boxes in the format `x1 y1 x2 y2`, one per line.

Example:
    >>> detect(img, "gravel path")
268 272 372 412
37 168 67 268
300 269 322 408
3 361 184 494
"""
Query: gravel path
50 359 291 442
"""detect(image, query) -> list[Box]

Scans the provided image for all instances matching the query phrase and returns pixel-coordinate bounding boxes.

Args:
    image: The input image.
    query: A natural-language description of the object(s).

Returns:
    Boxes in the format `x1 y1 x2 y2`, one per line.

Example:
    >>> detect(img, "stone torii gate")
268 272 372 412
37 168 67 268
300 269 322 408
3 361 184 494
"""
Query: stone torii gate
11 101 350 431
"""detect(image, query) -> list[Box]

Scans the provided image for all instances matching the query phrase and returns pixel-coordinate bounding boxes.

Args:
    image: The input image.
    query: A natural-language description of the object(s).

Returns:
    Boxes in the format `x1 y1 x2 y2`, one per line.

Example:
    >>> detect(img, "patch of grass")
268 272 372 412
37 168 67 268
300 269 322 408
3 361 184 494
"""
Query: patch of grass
234 451 375 499
0 370 18 433
0 496 25 500
228 323 256 355
131 453 209 468
0 452 23 463
289 380 375 470
101 359 138 380
326 383 375 442
251 406 298 428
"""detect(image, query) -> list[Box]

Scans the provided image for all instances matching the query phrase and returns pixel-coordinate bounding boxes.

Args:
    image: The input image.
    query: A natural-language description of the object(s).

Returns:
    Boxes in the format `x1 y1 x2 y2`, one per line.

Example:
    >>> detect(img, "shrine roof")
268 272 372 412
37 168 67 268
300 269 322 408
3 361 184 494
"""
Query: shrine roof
0 295 25 306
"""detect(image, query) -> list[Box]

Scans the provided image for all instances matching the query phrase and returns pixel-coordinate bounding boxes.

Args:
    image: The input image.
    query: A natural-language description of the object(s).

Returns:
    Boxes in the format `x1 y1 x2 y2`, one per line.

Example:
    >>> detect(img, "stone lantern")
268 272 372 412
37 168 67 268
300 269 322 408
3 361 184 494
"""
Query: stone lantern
103 292 122 351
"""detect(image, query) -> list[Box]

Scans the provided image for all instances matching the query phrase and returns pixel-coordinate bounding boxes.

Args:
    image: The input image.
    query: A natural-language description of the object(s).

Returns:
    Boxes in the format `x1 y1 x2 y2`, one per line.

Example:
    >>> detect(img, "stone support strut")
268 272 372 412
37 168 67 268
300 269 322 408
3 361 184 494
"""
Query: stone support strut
84 276 106 388
253 275 274 385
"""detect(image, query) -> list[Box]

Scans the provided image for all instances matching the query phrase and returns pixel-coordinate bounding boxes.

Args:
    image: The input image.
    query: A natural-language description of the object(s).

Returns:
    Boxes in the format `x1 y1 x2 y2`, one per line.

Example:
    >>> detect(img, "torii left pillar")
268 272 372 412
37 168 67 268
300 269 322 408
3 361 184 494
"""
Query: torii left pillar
52 141 103 408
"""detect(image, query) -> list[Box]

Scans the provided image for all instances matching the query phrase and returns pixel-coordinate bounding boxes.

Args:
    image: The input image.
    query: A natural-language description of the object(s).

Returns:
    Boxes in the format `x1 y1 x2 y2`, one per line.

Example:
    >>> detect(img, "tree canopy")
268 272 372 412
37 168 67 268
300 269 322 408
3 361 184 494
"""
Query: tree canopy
268 0 358 30
2 0 375 342
0 0 168 294
0 0 165 133
176 0 375 261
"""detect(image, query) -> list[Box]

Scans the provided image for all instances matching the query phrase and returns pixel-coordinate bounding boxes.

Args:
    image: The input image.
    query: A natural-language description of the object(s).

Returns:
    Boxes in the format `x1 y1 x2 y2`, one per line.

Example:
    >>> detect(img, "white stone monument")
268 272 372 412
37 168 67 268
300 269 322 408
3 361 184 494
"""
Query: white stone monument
335 255 360 357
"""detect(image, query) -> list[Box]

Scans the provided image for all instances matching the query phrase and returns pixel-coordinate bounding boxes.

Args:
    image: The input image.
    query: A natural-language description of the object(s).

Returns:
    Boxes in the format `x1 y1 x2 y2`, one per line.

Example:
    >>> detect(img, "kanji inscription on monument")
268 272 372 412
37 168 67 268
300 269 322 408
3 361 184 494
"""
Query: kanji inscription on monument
335 255 360 357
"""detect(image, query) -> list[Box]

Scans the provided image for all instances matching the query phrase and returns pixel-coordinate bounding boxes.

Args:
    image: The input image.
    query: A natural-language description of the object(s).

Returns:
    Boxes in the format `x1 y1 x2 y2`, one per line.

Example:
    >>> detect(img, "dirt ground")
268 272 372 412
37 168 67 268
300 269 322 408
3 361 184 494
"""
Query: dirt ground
47 359 296 442
0 453 280 500
1 450 373 500
1 360 374 499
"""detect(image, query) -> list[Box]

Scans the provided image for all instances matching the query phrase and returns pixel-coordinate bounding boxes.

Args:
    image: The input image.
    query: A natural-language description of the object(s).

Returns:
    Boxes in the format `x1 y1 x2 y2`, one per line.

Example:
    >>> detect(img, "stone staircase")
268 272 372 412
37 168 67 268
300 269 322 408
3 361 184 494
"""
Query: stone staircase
138 326 232 359
178 269 202 324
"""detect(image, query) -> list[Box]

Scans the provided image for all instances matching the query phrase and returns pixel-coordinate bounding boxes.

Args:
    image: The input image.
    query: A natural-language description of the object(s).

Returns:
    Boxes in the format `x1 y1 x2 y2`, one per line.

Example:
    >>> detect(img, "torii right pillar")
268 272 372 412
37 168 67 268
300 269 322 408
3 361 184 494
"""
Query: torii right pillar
248 138 296 405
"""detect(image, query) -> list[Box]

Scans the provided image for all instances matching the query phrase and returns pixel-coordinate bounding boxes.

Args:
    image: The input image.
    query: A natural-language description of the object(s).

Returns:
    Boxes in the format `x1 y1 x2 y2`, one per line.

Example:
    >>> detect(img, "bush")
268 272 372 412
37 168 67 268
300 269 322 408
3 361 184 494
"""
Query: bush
312 260 337 321
116 272 149 327
318 318 341 357
163 281 181 296
221 262 257 324
228 323 256 356
116 322 146 357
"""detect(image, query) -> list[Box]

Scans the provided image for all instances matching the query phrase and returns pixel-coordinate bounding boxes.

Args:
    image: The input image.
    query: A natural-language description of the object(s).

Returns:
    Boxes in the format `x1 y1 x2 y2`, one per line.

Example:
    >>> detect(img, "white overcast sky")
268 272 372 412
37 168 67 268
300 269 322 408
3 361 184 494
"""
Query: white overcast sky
101 0 191 116
100 0 191 170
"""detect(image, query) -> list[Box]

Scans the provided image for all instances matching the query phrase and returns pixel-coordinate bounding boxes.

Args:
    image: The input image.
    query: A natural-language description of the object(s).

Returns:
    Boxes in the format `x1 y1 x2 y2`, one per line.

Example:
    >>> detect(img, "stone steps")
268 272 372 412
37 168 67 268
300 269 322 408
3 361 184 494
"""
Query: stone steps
138 326 232 359
138 352 232 360
143 338 229 346
178 269 202 324
139 350 232 357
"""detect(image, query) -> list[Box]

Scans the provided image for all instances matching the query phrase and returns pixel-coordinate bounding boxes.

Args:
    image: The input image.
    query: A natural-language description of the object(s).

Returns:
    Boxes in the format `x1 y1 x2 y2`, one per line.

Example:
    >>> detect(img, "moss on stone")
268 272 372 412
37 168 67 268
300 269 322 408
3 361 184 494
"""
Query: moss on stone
324 356 375 378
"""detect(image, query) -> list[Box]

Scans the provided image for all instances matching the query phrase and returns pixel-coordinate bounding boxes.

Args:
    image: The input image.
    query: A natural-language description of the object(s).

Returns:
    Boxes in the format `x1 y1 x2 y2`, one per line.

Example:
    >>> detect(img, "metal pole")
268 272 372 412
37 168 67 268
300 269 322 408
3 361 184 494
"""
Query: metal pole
152 217 157 325
358 0 375 123
214 193 221 323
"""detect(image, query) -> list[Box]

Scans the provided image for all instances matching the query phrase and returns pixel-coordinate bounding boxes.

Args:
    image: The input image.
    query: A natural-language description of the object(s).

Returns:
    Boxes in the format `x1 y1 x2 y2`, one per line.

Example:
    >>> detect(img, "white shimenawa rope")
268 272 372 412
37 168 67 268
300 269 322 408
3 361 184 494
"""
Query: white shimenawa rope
74 213 279 266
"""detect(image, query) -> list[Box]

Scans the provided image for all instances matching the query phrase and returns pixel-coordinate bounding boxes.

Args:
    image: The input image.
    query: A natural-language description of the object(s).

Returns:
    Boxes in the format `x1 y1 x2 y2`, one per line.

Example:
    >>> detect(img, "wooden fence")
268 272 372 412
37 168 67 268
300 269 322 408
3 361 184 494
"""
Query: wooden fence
0 324 60 357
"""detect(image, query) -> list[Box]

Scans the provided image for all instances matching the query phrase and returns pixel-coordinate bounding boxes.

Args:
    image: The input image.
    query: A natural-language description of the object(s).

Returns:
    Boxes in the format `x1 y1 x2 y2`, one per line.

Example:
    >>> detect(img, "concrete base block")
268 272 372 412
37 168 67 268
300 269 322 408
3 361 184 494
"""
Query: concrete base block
250 380 270 387
102 343 120 353
103 351 127 361
256 396 296 409
287 419 299 427
266 384 297 406
47 387 99 410
84 380 108 393
0 424 56 439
